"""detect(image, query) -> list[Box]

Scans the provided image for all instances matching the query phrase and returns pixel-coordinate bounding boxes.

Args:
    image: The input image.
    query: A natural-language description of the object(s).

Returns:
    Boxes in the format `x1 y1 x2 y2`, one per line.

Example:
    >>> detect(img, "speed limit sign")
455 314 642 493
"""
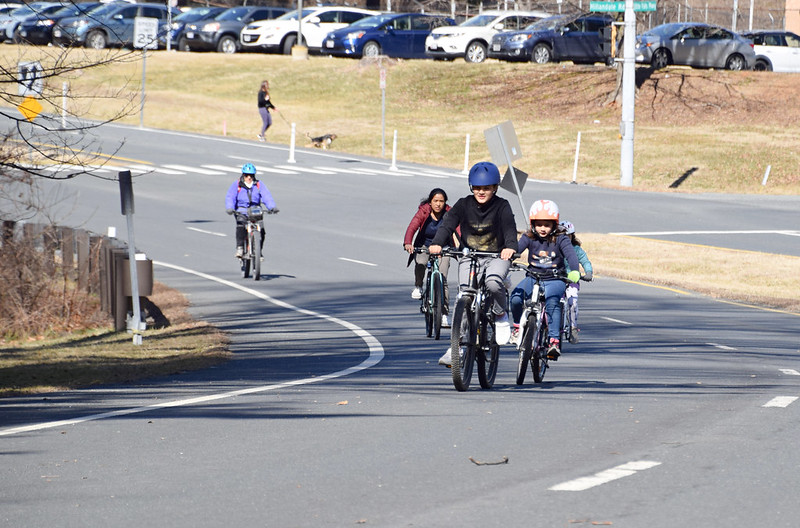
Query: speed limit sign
134 17 158 50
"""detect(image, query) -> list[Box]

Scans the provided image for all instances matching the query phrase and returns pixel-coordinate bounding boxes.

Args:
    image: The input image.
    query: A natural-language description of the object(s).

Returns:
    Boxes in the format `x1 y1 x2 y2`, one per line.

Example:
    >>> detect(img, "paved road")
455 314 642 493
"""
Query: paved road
2 124 799 527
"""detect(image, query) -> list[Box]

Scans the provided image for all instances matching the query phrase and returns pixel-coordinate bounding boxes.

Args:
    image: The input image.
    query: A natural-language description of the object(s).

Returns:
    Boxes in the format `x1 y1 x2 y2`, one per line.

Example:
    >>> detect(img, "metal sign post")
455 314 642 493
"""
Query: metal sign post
134 17 158 129
484 121 527 223
380 67 386 157
119 170 144 345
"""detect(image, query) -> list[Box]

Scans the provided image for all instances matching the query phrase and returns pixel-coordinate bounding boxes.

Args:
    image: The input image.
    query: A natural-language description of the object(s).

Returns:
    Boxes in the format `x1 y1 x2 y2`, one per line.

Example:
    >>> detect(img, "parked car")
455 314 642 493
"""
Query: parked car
181 5 287 53
635 22 755 70
15 2 100 45
425 9 550 63
740 30 800 72
322 12 455 59
240 6 378 55
488 13 612 64
0 2 64 42
52 2 180 49
159 6 225 50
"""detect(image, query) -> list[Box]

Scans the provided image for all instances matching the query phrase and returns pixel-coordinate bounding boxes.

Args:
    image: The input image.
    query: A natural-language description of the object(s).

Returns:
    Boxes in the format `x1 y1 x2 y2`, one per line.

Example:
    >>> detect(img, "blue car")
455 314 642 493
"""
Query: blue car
488 13 613 64
323 12 455 59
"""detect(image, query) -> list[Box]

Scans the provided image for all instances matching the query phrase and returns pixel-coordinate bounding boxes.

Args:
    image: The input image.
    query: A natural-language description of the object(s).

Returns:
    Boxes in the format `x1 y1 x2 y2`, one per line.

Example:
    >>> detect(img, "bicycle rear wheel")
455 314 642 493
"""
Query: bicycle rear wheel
450 296 476 392
516 314 535 385
253 232 262 281
477 317 499 389
559 297 568 345
432 272 443 340
532 315 549 383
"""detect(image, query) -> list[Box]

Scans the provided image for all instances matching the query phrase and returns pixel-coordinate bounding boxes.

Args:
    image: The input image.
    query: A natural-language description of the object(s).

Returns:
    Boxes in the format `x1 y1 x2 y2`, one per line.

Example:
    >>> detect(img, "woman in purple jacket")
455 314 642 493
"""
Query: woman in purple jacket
225 163 277 257
403 188 453 323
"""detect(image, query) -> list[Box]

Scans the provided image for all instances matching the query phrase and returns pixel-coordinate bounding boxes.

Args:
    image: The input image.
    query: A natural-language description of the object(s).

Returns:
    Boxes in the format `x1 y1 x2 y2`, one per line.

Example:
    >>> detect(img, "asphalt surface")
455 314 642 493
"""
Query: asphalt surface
1 121 799 527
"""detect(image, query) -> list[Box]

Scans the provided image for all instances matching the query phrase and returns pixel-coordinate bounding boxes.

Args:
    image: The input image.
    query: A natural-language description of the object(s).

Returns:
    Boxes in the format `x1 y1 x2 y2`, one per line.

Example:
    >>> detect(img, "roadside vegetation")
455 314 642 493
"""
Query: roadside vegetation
0 47 797 396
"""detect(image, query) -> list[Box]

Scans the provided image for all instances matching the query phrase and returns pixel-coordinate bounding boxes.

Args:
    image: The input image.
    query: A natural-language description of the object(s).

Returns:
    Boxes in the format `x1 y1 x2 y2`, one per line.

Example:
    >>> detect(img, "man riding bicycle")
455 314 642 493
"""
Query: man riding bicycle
225 163 278 257
428 162 518 363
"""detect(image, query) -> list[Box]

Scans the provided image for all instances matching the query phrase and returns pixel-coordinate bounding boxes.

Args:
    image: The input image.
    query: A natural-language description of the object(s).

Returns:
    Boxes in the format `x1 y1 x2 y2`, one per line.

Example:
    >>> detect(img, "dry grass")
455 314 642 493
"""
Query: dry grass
583 234 800 314
3 47 799 194
0 282 230 397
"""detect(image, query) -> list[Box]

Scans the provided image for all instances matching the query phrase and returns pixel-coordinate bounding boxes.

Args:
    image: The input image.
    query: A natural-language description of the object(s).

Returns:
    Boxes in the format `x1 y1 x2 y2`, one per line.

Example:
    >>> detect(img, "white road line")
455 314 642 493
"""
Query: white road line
610 229 796 236
259 166 299 175
274 165 336 174
0 261 385 438
162 164 224 175
187 227 226 237
549 461 662 491
202 164 242 173
763 396 798 408
779 369 800 376
600 316 632 325
706 342 738 351
339 257 377 267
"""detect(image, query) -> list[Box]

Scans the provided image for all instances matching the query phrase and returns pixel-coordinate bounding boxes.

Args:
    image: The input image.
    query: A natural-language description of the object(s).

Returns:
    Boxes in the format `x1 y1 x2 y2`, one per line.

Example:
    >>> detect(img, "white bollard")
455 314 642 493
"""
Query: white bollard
462 133 470 174
61 81 68 129
288 122 296 163
389 129 398 171
762 165 771 186
572 131 581 184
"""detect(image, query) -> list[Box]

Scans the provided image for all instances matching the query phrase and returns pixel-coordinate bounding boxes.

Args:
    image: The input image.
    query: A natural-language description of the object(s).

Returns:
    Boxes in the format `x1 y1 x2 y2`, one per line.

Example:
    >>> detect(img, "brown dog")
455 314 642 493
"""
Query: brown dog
306 133 337 149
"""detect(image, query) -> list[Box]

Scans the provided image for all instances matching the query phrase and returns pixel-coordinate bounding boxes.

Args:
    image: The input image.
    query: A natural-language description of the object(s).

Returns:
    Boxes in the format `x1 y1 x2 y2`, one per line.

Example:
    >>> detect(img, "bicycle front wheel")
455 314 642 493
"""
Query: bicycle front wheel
253 232 262 281
532 314 549 383
477 316 499 389
450 296 476 392
559 297 568 345
423 276 433 338
516 314 535 385
432 272 444 340
242 234 251 279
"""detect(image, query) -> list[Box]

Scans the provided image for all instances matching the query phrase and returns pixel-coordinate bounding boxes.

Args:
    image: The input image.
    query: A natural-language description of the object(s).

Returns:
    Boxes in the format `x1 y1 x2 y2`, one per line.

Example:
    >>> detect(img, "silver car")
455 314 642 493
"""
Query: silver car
635 22 755 70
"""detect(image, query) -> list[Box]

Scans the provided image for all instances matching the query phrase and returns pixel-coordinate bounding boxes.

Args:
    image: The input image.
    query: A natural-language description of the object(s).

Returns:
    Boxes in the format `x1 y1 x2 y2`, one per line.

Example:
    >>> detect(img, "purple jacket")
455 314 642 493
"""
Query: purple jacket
225 179 276 214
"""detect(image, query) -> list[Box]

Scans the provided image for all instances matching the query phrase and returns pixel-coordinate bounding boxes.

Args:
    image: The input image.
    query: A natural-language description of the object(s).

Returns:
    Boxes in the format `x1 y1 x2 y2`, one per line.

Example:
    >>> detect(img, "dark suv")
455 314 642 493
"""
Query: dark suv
488 13 613 64
181 5 287 53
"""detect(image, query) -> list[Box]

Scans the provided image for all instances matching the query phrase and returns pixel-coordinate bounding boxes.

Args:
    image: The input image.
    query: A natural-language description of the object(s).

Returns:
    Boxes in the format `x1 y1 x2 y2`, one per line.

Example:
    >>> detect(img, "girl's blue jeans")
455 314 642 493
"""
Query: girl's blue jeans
509 277 566 340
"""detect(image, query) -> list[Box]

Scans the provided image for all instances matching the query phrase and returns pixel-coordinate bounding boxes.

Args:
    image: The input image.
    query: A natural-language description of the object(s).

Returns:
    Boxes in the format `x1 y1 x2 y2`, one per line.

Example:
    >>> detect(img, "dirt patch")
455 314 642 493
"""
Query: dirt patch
480 65 800 127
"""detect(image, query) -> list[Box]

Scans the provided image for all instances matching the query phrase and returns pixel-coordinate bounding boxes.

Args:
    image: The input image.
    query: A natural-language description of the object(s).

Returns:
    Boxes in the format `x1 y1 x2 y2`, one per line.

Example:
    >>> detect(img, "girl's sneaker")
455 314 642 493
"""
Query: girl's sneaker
547 338 561 360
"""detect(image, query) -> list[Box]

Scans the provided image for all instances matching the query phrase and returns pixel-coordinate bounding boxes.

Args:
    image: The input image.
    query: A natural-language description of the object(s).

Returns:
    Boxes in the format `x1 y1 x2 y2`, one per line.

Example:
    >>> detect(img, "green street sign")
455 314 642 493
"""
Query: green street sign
590 1 657 11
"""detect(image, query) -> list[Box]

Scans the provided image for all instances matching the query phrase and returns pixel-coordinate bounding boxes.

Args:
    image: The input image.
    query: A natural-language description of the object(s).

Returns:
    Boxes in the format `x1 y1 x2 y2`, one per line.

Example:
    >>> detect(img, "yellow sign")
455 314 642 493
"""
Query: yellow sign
18 95 42 122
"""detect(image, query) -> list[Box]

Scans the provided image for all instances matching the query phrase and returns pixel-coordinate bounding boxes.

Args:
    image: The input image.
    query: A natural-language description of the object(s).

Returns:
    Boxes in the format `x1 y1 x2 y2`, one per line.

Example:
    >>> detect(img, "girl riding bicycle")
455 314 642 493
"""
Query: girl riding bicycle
560 220 593 343
403 188 454 314
428 162 518 362
509 200 579 360
225 163 277 257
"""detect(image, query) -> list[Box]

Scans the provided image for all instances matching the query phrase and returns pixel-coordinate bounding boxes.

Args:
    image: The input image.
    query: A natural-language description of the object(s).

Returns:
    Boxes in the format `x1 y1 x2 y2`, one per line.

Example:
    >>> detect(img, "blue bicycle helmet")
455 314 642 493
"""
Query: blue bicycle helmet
241 163 257 176
468 162 501 187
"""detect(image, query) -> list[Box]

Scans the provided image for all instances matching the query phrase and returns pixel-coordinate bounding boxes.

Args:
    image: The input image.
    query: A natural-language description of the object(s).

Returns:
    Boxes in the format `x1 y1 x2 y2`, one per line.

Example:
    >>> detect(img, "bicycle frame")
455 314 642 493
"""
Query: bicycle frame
239 207 264 280
414 248 445 340
445 248 502 392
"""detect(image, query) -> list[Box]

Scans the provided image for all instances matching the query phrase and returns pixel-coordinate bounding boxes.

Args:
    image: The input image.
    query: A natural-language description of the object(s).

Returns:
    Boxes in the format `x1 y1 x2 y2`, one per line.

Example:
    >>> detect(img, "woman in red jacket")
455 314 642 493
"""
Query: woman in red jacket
403 188 454 326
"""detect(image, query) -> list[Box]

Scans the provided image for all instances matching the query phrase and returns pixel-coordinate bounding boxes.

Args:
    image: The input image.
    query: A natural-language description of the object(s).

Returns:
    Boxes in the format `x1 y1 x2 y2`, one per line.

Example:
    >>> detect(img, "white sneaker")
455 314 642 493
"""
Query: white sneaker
441 314 450 328
494 312 511 345
438 347 463 367
257 134 265 142
411 287 422 300
235 246 244 258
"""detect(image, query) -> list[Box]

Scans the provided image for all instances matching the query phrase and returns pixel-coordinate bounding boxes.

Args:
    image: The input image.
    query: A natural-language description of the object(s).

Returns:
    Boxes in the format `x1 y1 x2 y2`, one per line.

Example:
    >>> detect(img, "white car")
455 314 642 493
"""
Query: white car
741 30 800 72
425 9 550 63
240 6 377 54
